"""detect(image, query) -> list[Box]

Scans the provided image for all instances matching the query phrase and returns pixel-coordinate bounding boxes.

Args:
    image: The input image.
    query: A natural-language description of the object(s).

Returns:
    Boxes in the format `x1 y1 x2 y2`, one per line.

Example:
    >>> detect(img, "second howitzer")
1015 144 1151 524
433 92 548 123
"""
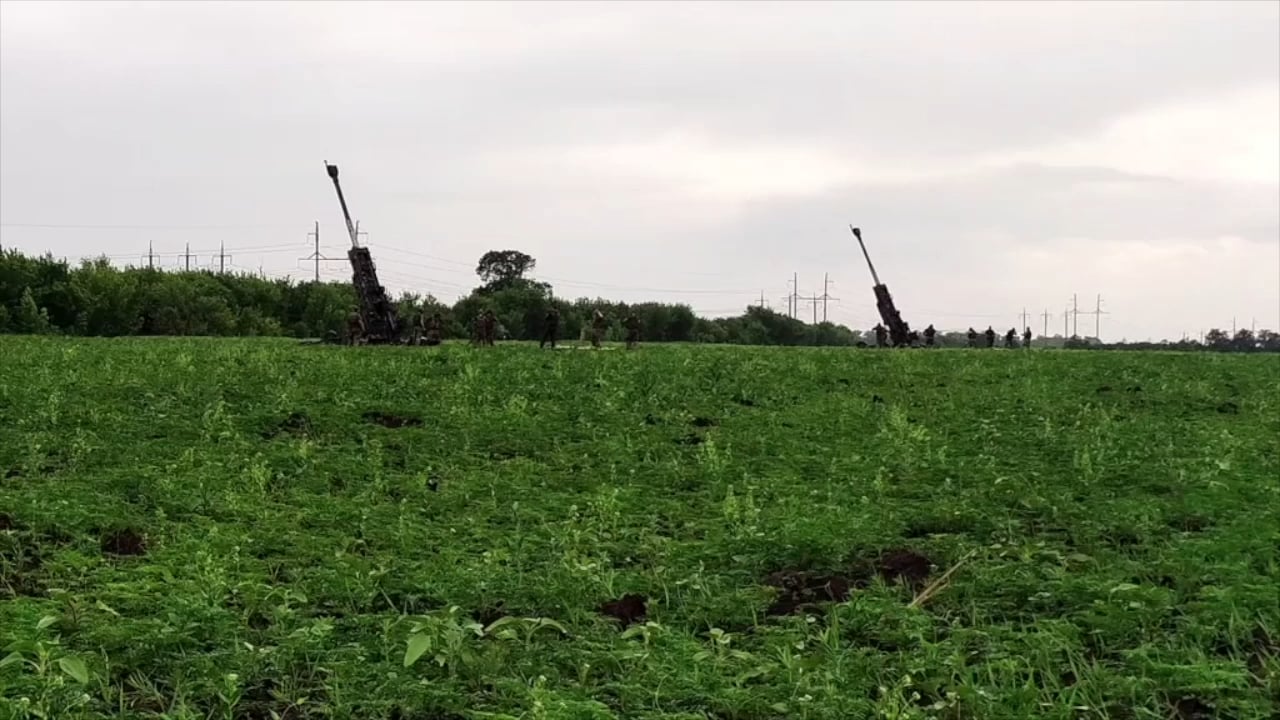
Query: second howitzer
850 225 911 347
324 162 400 343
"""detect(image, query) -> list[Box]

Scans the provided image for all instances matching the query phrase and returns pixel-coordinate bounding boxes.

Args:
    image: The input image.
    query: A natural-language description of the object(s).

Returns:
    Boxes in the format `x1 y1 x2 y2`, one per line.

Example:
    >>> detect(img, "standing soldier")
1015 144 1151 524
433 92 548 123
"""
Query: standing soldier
470 312 483 346
1023 327 1032 349
591 309 607 348
874 323 888 348
967 327 978 348
624 313 641 349
984 326 996 348
923 324 937 348
424 312 443 346
541 307 560 349
1004 327 1017 348
410 308 427 346
346 308 365 346
482 310 497 346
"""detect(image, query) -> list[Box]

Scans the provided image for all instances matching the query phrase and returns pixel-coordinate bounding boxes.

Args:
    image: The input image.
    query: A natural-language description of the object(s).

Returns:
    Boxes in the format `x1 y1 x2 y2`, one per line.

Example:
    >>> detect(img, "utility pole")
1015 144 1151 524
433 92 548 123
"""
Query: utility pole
1072 294 1079 337
810 294 819 324
1093 294 1105 340
300 221 339 283
791 272 799 320
1019 307 1030 333
818 273 838 323
140 242 157 270
179 242 197 271
214 241 231 274
1064 306 1069 338
1040 309 1051 337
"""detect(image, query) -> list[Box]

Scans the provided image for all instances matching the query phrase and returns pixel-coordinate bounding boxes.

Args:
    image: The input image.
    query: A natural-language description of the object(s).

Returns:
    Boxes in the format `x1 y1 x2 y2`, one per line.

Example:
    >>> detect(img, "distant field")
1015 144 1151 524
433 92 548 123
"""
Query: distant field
1 337 1277 720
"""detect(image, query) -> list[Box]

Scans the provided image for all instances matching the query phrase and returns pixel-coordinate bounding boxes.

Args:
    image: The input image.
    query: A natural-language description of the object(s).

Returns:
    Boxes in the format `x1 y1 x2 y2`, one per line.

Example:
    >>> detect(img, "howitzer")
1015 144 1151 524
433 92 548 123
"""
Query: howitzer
324 162 401 344
849 225 911 347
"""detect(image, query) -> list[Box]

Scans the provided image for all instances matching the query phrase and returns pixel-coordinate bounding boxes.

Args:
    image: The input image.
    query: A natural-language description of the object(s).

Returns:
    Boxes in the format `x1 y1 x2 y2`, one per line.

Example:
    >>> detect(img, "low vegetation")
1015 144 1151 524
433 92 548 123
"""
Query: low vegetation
2 337 1277 719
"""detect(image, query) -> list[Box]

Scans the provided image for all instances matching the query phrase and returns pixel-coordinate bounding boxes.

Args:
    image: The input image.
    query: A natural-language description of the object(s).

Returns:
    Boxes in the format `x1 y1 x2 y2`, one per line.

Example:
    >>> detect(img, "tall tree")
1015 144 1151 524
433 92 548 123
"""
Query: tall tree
475 250 540 293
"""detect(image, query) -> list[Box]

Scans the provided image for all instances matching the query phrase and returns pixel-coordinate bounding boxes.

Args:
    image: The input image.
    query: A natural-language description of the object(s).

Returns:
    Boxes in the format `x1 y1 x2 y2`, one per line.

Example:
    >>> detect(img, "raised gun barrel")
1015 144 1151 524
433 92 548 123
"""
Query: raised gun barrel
322 161 401 343
849 225 911 347
324 162 361 248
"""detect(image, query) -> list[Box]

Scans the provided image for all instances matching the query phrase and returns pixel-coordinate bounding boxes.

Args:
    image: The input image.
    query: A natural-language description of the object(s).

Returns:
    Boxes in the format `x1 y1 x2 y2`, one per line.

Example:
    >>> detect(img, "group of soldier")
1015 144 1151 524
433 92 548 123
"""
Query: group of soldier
345 306 643 348
869 322 1034 349
539 308 642 349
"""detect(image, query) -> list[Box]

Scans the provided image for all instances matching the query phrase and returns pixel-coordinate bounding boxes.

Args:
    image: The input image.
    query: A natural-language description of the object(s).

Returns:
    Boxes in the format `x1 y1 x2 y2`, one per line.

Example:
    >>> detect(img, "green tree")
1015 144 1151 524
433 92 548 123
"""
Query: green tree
14 287 52 334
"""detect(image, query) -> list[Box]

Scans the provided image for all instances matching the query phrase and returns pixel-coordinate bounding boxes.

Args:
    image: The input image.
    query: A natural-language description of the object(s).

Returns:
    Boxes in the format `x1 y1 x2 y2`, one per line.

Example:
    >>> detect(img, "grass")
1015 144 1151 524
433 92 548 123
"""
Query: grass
1 336 1278 720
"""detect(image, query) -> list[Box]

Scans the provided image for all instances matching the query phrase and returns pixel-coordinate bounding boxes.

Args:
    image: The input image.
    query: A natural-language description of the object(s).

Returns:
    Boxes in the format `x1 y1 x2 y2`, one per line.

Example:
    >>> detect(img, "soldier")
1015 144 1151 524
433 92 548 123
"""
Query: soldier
1005 327 1017 348
470 313 483 346
1023 327 1032 349
923 324 937 348
409 308 427 346
591 309 607 348
874 323 888 348
482 310 497 346
624 313 641 349
967 327 978 348
540 308 560 349
907 329 921 348
346 308 365 346
984 326 996 348
424 312 443 346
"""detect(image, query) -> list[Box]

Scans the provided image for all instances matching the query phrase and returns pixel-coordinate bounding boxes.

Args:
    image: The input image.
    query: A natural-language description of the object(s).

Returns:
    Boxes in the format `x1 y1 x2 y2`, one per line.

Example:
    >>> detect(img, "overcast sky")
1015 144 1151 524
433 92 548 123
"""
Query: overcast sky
2 1 1277 340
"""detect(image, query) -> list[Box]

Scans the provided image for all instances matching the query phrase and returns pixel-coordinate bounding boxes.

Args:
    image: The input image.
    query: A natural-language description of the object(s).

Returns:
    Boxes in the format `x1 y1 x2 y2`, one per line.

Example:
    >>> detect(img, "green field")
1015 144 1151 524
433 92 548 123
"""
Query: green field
1 338 1278 720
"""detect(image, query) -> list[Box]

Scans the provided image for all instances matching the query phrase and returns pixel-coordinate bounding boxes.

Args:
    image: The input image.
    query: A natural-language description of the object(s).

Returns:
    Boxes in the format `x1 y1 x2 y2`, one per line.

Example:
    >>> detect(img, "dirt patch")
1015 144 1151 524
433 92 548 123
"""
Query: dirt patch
1171 697 1214 720
874 548 933 588
361 411 424 429
764 570 856 616
261 411 311 439
690 416 718 428
764 548 935 616
101 528 148 557
1216 401 1239 414
599 593 647 627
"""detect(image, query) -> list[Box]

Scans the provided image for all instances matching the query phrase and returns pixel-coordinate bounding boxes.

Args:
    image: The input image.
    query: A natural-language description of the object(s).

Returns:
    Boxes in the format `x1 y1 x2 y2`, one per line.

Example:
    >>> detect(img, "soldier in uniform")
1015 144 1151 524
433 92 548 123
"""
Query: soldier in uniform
874 323 888 348
470 313 483 346
984 326 996 348
908 330 921 348
1023 327 1032 348
482 310 497 346
591 309 607 348
346 308 365 346
967 327 978 348
1005 327 1017 348
540 308 560 349
424 312 443 346
923 324 937 348
624 313 641 349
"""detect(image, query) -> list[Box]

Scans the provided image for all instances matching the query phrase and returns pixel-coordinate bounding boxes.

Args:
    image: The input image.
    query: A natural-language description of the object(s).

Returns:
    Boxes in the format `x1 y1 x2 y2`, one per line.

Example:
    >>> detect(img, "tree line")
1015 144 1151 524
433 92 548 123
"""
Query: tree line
0 249 861 346
2 248 1275 352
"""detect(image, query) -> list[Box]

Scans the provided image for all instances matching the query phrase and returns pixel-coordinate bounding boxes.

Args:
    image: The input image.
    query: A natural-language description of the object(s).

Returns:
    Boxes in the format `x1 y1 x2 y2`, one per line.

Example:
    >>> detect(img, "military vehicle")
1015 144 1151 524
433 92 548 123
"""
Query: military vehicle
324 162 402 344
850 225 911 347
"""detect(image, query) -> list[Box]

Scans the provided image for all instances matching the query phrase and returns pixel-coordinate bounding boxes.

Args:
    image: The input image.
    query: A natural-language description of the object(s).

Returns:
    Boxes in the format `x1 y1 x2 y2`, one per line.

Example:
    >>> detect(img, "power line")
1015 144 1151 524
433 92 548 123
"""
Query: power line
0 222 295 230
